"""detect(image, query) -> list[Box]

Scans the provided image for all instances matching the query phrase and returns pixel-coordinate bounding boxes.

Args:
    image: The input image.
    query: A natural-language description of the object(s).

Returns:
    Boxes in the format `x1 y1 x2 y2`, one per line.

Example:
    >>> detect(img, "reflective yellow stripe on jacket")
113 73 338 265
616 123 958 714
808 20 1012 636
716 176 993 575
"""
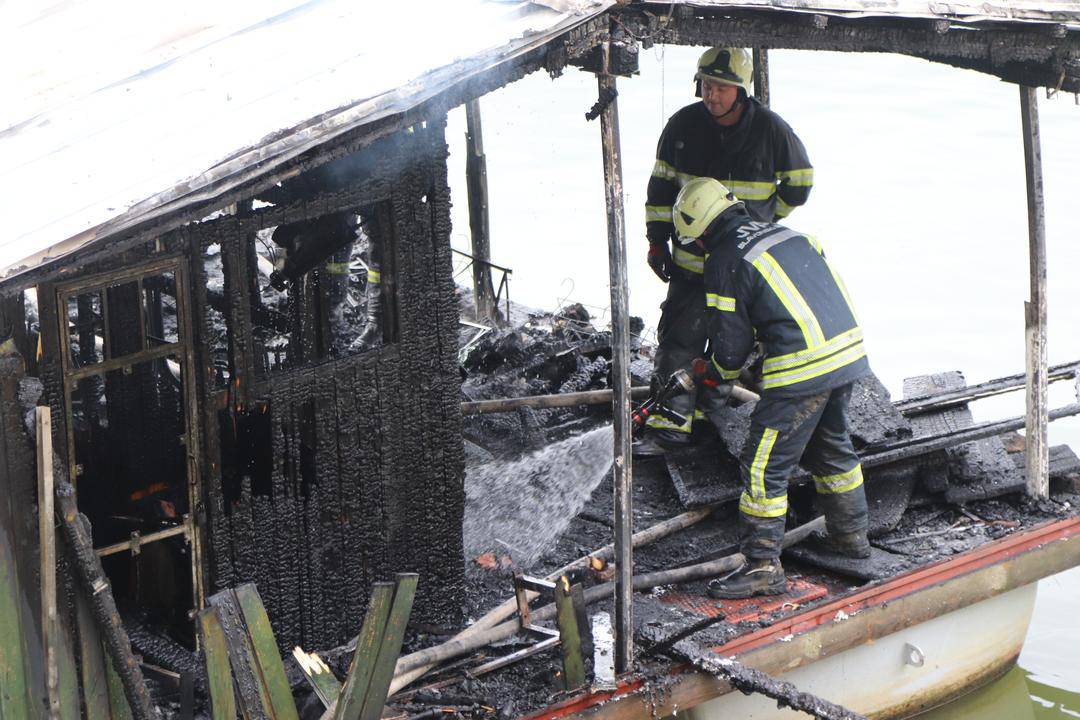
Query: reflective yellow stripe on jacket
706 293 737 312
776 168 814 187
672 246 705 274
646 205 672 223
751 252 825 348
761 342 867 390
651 160 696 188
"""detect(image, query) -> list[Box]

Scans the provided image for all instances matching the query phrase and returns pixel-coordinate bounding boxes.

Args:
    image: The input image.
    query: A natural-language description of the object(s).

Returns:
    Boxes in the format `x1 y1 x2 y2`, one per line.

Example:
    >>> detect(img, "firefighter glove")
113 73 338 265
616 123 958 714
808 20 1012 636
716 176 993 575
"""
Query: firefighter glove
647 242 672 283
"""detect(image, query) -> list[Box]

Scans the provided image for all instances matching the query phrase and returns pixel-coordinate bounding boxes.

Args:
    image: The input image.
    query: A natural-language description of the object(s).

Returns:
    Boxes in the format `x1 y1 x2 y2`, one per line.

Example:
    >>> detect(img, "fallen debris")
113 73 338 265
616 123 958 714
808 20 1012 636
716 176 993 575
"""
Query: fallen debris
680 648 867 720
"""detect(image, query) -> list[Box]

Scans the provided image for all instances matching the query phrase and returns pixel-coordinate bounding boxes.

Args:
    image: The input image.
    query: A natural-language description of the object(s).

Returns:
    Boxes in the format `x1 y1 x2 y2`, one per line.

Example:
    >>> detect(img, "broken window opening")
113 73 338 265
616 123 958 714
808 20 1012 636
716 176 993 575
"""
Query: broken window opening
217 403 273 502
1 286 38 375
202 243 232 388
249 203 396 375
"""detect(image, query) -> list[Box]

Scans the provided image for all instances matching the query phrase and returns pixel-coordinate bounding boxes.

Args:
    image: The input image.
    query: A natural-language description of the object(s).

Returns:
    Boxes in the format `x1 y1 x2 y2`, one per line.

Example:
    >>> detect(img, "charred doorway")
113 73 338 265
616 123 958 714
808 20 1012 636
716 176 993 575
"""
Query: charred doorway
55 256 203 637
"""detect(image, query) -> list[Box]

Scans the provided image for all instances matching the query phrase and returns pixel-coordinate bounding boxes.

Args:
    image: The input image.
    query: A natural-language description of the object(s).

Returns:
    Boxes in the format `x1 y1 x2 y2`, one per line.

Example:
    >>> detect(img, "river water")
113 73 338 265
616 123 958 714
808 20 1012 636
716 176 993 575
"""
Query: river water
445 46 1079 717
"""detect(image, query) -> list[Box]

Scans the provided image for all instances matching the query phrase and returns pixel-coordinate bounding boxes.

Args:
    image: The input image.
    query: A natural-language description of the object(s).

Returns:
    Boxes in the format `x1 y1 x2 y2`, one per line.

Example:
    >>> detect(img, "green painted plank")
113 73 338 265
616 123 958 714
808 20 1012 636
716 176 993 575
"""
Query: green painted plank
209 587 272 718
234 583 299 720
332 583 395 720
554 577 585 691
356 574 418 720
75 593 111 720
291 647 341 708
0 528 32 720
198 607 237 720
56 610 80 720
103 653 133 720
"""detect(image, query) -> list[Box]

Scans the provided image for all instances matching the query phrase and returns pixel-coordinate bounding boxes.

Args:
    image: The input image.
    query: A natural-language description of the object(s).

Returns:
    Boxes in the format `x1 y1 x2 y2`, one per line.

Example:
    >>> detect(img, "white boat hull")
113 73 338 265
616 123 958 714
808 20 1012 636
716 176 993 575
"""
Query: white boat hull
684 583 1037 720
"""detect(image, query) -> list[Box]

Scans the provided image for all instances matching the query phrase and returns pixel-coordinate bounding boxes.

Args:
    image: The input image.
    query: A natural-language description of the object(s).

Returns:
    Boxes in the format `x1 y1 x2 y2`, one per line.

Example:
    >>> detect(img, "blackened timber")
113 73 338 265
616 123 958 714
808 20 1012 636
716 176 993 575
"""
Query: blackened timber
465 99 496 323
621 6 1080 92
597 40 635 675
752 48 770 106
895 360 1079 415
54 481 157 720
1021 85 1050 500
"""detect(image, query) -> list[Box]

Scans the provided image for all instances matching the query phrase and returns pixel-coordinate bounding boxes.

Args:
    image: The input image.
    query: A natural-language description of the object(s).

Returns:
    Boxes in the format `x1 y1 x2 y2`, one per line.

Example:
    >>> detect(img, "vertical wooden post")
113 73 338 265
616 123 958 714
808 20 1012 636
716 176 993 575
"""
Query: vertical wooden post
597 41 634 674
1020 86 1049 500
465 99 496 323
752 48 770 107
37 406 61 719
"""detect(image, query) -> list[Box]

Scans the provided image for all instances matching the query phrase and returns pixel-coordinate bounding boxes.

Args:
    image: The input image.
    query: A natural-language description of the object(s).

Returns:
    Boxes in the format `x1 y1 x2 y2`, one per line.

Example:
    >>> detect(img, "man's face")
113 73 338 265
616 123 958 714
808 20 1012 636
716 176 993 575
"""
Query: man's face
701 78 740 119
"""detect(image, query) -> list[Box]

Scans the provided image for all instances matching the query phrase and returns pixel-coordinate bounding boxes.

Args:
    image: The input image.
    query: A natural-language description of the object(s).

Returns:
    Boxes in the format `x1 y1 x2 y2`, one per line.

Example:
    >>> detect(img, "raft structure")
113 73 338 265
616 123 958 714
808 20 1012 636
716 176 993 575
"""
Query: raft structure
2 0 1080 718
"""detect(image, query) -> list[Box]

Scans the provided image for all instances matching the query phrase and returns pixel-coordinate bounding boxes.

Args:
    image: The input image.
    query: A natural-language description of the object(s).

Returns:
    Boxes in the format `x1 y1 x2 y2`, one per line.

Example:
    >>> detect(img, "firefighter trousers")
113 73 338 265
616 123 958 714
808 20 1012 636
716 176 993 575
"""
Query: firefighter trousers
736 383 868 560
647 279 707 435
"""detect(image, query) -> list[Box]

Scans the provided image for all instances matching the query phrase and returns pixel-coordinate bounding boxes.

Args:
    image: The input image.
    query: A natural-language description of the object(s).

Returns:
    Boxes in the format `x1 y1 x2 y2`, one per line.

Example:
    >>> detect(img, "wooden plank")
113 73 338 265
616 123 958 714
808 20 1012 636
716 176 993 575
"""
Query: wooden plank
104 653 134 720
76 592 111 720
36 406 61 720
0 514 33 720
208 588 272 720
356 574 418 720
291 648 341 709
198 607 238 720
752 48 770 106
465 98 495 323
233 583 299 720
1020 85 1049 500
554 577 586 691
597 40 634 675
330 582 394 720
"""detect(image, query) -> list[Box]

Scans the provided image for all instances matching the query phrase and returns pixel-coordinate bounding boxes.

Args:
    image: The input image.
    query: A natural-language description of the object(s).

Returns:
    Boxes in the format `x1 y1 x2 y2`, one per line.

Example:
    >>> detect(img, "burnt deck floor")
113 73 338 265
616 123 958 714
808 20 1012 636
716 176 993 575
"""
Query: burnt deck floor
399 420 1080 719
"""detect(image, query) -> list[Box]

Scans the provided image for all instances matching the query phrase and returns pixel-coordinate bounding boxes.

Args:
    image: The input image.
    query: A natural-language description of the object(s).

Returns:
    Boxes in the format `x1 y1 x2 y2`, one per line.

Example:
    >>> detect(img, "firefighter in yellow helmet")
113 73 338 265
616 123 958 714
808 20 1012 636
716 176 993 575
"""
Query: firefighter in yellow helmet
674 177 870 598
636 48 815 456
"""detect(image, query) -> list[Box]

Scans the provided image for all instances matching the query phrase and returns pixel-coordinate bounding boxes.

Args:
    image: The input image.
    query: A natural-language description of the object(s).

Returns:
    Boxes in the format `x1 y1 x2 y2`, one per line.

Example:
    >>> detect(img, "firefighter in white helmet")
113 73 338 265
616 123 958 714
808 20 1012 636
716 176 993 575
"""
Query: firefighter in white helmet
674 177 869 598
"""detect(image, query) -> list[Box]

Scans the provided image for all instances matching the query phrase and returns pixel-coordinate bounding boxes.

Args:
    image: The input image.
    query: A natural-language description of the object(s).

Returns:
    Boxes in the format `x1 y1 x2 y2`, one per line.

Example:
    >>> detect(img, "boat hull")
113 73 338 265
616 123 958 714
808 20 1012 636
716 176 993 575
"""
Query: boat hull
686 583 1037 719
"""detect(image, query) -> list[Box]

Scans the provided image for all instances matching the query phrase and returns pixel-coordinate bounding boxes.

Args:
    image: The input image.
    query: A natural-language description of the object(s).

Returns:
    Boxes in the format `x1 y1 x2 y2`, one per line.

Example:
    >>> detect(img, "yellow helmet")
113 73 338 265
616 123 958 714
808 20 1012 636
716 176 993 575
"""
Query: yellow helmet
673 177 742 244
695 47 753 94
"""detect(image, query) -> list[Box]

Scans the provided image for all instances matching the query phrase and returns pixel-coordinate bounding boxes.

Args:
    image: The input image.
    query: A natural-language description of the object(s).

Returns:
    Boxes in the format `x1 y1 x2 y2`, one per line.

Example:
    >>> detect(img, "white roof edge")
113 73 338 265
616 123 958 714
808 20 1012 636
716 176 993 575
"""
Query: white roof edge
0 1 612 285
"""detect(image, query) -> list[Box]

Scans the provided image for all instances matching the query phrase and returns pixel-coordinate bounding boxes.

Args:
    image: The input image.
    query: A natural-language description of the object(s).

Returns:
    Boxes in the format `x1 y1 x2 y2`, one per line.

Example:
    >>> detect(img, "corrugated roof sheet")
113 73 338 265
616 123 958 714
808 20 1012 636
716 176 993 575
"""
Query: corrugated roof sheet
0 0 611 282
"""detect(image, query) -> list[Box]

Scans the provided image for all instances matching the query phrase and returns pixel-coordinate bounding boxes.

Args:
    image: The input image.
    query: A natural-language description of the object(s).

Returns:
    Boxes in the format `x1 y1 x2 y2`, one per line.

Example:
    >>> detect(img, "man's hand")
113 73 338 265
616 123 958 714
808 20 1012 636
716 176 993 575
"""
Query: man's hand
647 242 672 282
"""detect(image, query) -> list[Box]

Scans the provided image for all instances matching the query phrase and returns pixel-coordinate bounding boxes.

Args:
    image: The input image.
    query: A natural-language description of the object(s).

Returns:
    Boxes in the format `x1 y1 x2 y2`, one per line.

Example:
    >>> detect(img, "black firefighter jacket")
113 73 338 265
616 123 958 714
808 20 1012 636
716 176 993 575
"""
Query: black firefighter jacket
702 213 869 398
646 97 813 284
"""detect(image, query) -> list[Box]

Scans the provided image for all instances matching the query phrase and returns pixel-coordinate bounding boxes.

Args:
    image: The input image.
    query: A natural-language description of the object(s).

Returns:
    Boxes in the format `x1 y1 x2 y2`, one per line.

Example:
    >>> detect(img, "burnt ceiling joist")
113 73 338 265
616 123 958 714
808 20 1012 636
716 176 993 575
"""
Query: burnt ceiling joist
617 3 1080 92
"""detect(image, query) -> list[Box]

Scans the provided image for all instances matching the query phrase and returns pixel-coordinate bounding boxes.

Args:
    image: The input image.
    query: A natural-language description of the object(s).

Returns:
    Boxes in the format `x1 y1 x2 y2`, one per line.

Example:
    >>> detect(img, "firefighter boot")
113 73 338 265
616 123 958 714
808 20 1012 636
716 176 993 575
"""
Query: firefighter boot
816 488 871 558
707 559 786 599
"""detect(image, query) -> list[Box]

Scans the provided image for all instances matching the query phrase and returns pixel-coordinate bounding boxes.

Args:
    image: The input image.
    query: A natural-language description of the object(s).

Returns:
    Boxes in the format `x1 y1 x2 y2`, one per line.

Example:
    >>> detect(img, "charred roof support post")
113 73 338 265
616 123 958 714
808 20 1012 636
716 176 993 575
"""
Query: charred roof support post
596 40 634 674
1020 86 1050 500
465 99 497 324
752 48 770 106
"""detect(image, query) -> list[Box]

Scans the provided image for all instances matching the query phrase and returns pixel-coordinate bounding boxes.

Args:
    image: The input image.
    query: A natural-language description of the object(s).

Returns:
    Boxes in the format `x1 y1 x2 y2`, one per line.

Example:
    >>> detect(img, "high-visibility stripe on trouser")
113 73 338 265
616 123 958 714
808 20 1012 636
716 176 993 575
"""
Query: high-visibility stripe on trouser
813 464 864 494
649 280 707 436
644 411 693 433
802 384 869 538
738 391 838 560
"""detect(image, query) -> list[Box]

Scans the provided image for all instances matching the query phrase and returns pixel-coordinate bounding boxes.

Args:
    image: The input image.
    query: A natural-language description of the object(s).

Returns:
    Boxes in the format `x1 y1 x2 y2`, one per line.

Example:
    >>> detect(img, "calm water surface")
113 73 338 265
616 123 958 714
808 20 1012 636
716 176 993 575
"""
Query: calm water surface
445 45 1080 718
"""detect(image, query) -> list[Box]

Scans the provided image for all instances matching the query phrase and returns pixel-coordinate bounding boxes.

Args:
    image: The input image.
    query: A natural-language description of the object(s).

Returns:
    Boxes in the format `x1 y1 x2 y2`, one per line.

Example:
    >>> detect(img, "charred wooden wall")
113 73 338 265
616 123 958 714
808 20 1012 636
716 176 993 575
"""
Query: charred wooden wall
189 119 465 651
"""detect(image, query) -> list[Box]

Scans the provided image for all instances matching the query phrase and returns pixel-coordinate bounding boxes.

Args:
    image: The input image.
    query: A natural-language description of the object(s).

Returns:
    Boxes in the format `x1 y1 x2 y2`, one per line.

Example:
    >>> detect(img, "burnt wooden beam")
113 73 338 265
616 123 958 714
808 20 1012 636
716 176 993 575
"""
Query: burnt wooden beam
1021 85 1050 500
54 481 158 720
595 40 635 675
464 99 496 324
620 5 1080 92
